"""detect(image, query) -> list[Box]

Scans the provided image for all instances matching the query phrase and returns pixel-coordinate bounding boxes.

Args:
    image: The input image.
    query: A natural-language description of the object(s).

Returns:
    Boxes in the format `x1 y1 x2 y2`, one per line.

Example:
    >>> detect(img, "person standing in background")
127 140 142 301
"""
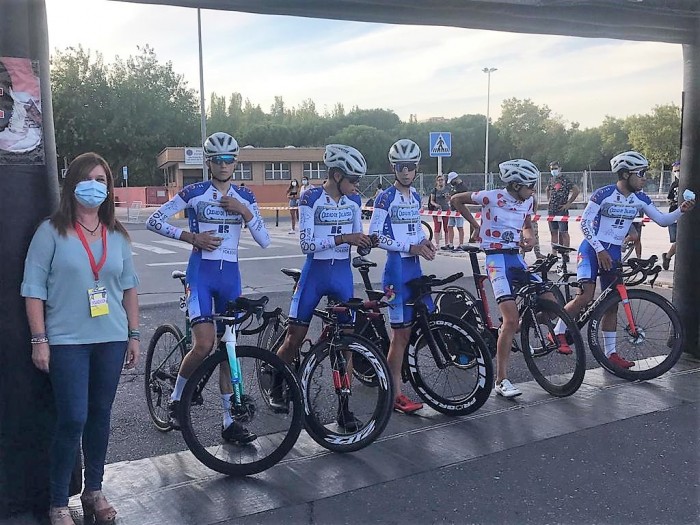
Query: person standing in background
428 174 450 249
545 161 580 259
287 179 300 234
662 161 681 270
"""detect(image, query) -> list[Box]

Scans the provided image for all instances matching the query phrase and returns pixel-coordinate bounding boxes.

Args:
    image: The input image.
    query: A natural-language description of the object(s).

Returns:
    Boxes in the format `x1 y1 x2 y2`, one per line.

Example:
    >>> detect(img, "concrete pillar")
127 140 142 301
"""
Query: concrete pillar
0 0 60 517
673 19 700 357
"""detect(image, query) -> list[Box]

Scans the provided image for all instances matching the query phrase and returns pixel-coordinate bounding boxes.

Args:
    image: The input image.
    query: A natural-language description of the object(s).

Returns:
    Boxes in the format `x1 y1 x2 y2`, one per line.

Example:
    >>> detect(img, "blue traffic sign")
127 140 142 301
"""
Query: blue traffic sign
429 132 452 158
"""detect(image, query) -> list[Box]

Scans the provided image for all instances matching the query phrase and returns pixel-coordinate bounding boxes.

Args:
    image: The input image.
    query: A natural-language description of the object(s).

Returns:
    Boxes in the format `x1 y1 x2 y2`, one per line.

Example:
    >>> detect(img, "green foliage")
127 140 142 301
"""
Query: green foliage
50 46 683 185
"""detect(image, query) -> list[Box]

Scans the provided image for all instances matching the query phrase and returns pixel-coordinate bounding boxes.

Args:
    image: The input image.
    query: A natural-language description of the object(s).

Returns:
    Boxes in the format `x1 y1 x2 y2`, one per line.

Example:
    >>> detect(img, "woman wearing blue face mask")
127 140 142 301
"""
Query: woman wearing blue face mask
21 152 139 525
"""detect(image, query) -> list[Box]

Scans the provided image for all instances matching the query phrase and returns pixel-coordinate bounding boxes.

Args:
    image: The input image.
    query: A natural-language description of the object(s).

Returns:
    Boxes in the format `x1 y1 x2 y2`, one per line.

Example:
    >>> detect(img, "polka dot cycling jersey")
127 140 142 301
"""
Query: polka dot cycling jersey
369 186 425 257
146 181 270 262
471 189 534 251
297 186 363 261
580 184 682 253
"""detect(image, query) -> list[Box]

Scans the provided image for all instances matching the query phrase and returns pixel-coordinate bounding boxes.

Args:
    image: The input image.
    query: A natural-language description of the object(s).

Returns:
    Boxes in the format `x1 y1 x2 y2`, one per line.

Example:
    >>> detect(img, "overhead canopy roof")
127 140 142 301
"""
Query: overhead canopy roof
113 1 698 44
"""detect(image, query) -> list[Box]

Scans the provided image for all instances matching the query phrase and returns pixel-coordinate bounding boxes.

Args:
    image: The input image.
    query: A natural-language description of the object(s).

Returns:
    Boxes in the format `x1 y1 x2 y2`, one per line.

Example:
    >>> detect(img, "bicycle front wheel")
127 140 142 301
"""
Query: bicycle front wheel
587 289 683 380
300 334 393 453
180 346 303 476
145 324 187 431
520 299 586 397
421 220 434 242
407 313 494 415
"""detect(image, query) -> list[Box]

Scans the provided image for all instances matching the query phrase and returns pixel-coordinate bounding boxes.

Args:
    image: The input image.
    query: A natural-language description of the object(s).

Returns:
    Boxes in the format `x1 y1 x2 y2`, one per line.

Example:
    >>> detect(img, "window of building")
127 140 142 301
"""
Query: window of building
303 162 326 180
265 162 291 180
234 162 252 180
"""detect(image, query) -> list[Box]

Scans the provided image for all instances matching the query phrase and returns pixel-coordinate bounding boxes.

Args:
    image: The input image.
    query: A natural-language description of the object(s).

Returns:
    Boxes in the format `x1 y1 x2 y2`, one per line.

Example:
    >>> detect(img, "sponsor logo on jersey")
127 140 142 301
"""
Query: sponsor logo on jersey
389 204 420 224
600 203 638 219
196 201 242 224
315 205 354 224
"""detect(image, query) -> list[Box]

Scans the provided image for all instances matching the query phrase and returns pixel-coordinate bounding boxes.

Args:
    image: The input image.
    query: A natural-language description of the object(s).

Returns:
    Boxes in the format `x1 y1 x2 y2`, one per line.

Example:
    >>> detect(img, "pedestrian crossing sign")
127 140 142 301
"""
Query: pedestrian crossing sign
429 132 452 157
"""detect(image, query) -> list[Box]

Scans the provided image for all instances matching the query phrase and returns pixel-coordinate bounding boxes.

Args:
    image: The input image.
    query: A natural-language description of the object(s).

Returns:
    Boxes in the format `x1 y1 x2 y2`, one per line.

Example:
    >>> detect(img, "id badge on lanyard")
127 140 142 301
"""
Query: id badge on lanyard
76 224 109 317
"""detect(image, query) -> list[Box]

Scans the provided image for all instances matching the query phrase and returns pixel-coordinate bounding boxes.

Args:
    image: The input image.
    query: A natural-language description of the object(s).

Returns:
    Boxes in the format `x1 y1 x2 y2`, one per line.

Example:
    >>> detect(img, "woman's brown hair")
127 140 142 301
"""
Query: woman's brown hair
50 152 129 238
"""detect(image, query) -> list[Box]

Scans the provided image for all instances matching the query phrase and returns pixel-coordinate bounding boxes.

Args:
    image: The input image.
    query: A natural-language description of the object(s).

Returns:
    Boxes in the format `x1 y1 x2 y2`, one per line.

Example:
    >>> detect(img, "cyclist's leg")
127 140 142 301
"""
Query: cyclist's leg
384 254 422 410
278 258 319 364
485 254 521 396
560 240 597 321
597 244 624 359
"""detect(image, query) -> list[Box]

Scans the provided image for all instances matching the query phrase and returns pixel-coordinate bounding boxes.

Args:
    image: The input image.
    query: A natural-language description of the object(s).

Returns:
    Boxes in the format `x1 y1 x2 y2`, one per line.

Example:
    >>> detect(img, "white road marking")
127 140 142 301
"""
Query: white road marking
132 242 176 254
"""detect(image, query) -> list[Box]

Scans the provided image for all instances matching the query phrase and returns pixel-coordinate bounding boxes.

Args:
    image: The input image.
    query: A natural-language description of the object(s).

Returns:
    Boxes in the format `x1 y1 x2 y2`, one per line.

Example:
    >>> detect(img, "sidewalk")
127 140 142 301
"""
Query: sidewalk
35 356 700 525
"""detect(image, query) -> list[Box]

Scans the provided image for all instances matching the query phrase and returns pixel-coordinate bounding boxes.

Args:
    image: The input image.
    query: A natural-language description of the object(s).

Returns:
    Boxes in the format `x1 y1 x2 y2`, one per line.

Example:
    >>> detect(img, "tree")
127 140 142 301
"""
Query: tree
598 116 631 162
625 104 681 172
327 125 392 173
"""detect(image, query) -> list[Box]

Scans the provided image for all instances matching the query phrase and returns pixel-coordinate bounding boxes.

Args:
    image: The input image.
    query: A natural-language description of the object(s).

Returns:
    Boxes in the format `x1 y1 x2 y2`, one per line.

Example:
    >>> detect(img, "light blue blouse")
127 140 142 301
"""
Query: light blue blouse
21 220 140 345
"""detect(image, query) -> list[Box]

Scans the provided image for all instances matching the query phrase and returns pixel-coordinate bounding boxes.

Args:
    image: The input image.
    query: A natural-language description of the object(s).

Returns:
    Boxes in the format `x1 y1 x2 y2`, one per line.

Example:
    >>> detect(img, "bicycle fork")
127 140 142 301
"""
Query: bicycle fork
615 284 640 339
222 324 244 406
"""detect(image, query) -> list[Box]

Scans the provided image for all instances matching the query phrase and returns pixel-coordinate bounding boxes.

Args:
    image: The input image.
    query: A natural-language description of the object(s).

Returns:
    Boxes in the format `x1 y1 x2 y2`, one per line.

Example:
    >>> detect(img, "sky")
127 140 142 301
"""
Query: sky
45 0 684 129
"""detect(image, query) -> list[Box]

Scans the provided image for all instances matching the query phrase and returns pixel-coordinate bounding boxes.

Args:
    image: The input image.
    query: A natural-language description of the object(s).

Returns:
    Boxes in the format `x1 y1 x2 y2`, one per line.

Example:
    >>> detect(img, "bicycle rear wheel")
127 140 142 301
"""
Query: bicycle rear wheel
299 334 393 453
587 289 683 380
421 220 433 242
406 313 493 415
145 324 186 431
257 311 288 352
180 345 303 476
434 286 496 357
520 299 586 397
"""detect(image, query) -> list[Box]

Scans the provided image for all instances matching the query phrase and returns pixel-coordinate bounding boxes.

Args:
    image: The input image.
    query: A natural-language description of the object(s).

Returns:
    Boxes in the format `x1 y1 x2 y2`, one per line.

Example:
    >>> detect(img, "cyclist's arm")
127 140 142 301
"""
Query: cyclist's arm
642 201 682 227
450 191 481 231
298 202 338 254
580 200 605 252
245 200 271 248
369 206 408 252
146 194 189 241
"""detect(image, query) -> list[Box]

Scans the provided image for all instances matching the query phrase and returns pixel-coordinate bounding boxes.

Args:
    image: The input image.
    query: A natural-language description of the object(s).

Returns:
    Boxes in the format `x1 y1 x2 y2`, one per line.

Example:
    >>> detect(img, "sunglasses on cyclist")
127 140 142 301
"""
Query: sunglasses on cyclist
517 182 536 190
629 169 648 178
208 155 236 165
394 162 417 172
343 174 362 184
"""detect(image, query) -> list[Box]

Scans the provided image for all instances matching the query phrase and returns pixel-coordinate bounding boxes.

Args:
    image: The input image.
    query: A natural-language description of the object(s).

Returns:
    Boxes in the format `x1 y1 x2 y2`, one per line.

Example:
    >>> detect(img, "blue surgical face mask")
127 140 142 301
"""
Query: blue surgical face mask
551 169 560 177
75 179 108 208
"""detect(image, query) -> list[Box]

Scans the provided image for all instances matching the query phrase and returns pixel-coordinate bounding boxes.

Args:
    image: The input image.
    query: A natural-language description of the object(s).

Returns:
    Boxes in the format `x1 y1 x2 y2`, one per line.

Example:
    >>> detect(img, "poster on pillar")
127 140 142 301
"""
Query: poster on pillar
0 56 44 164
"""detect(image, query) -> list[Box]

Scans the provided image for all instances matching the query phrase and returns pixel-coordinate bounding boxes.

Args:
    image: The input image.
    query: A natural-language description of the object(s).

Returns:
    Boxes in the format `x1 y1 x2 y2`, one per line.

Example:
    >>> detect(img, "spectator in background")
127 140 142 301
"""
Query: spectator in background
441 171 468 251
662 161 681 270
428 174 450 248
299 176 314 199
545 161 580 259
287 179 300 234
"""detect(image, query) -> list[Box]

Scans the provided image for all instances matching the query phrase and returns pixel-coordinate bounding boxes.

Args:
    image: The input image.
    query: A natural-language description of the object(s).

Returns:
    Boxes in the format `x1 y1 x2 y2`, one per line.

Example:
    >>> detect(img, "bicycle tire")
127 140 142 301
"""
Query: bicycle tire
520 299 586 397
545 282 568 307
145 324 187 432
587 288 683 381
180 345 303 476
257 311 288 352
406 313 494 415
299 333 393 453
421 220 434 242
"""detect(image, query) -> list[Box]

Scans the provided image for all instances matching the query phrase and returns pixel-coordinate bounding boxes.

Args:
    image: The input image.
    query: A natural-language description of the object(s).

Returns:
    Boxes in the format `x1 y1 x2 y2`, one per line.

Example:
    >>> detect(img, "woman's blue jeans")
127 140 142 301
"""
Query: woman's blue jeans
49 341 126 507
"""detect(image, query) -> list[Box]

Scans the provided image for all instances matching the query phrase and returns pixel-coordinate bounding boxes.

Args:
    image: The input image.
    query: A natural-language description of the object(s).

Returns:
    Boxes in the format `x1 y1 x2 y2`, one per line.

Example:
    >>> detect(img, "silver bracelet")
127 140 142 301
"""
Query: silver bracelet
31 336 49 344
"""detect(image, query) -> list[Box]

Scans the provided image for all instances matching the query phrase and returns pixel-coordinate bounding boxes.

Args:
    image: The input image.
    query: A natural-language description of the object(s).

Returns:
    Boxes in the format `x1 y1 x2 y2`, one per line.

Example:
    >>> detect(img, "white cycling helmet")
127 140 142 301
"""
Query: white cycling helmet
323 144 367 177
204 132 239 158
388 139 421 165
610 151 649 173
498 159 540 185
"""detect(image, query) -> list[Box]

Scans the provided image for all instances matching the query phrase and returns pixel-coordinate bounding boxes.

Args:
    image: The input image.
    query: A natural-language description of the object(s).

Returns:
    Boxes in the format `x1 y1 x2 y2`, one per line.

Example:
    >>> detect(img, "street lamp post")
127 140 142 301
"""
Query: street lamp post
197 8 208 181
482 67 497 190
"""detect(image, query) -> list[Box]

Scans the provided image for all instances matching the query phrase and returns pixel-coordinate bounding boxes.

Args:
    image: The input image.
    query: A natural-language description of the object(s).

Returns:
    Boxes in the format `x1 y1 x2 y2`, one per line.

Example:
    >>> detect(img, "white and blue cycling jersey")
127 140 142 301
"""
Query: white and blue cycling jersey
289 187 363 325
580 184 681 253
369 186 431 327
146 181 270 324
368 186 425 256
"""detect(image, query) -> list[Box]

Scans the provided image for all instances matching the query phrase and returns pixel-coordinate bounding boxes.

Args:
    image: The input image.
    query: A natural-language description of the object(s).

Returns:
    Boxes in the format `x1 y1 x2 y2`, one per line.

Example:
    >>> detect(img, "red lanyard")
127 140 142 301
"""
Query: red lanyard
75 223 107 281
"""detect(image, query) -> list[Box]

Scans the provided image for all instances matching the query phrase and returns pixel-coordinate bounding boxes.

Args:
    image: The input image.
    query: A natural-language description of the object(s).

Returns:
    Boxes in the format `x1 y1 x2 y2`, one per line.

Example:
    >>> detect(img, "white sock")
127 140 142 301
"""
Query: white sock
221 394 233 429
603 331 617 357
554 318 567 336
171 375 188 402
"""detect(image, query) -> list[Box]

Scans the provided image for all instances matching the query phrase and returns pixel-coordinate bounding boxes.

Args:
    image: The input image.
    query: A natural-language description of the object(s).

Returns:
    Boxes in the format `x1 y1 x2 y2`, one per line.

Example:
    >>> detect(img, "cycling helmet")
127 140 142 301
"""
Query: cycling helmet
323 144 367 177
610 151 648 173
204 132 239 158
388 139 421 165
498 159 540 185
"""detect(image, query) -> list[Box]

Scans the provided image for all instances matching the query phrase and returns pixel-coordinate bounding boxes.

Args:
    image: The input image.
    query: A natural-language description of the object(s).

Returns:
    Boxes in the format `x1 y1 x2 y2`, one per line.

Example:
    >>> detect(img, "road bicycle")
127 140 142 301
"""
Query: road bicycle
346 256 494 415
435 246 586 397
145 272 304 476
257 284 394 453
178 296 304 476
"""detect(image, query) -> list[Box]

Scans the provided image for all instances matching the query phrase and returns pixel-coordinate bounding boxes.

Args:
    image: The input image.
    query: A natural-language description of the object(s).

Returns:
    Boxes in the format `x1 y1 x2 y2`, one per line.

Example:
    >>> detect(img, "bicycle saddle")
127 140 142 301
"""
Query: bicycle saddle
551 243 576 254
352 256 377 269
229 296 269 311
281 268 302 281
171 270 187 279
459 244 482 253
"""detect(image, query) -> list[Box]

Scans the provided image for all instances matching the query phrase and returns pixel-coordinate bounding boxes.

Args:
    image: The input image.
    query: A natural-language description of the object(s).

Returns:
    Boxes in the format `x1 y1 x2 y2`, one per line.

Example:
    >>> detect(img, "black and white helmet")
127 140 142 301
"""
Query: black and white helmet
388 139 421 165
610 151 649 173
498 159 540 185
204 132 239 158
323 144 367 177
